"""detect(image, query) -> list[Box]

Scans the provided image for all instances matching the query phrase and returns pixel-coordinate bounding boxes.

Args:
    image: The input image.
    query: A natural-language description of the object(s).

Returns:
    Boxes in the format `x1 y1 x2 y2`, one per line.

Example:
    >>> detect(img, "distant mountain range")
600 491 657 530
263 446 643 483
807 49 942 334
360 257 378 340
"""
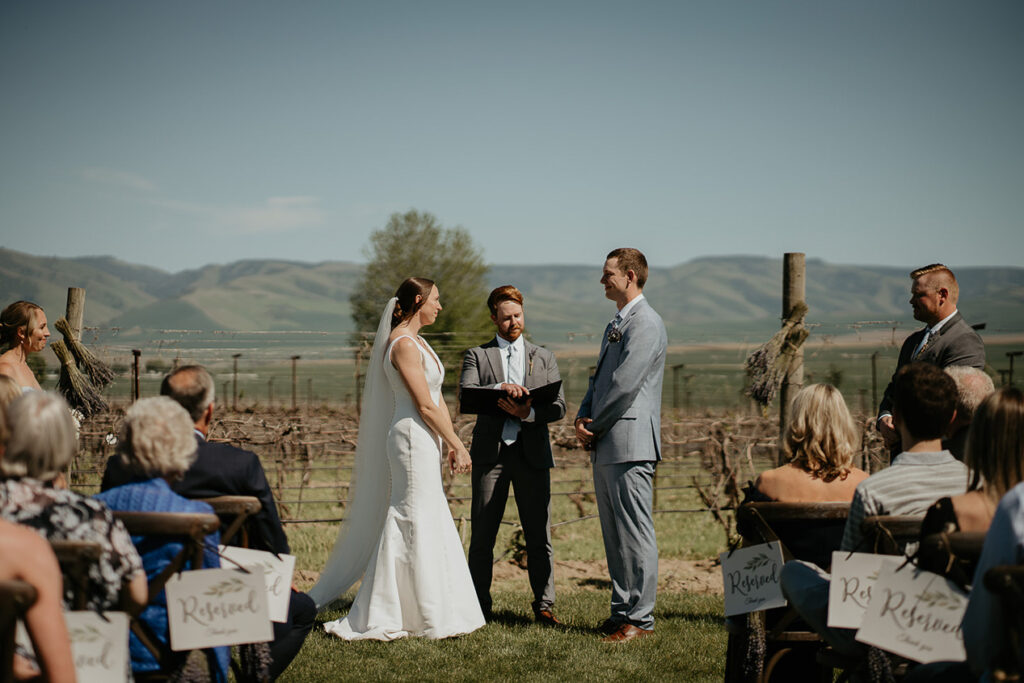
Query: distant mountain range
2 247 1022 346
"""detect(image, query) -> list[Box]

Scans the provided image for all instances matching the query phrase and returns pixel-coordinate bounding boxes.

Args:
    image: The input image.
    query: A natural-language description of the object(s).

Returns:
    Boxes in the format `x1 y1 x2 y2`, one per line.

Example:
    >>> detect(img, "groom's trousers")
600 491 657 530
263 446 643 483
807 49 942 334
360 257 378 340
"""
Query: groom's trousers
468 438 555 616
593 460 658 630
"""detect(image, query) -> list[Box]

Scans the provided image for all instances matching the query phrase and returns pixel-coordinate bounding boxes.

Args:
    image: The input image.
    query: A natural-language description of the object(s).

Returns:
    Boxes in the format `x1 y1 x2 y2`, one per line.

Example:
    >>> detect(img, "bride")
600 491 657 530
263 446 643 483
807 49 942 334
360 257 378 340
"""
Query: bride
309 277 485 640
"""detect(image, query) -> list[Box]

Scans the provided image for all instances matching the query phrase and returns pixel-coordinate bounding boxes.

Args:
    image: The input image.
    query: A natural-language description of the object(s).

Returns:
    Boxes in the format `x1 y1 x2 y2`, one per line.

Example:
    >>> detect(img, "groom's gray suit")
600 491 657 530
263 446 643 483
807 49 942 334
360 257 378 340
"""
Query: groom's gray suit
460 337 566 616
577 295 667 630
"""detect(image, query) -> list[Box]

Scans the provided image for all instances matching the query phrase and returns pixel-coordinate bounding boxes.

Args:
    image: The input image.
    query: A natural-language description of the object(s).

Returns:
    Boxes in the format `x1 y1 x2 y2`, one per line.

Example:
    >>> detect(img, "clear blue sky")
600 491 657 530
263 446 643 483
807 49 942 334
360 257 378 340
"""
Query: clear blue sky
1 1 1022 273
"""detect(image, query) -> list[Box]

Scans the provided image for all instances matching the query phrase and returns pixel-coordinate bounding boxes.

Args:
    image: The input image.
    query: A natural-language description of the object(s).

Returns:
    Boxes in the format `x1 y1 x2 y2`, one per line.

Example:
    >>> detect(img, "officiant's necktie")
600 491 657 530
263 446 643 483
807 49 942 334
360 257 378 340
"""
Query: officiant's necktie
912 329 932 359
502 344 523 445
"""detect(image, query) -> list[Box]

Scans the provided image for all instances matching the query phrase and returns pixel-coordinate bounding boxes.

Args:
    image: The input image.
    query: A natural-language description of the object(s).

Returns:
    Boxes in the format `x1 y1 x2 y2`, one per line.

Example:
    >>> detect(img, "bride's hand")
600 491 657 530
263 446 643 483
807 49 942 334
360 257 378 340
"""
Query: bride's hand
448 445 472 475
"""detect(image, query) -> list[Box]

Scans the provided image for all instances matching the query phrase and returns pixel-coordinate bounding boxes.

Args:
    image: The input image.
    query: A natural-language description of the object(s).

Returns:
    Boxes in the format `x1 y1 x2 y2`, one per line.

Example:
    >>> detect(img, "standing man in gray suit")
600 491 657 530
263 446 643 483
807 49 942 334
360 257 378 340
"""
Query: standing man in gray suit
460 285 567 625
877 263 985 451
575 248 667 643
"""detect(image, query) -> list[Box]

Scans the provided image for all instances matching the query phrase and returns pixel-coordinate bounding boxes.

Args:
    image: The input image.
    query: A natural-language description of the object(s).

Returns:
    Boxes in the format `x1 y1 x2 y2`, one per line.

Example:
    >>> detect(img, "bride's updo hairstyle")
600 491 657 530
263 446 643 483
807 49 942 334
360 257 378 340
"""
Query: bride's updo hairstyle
391 277 435 329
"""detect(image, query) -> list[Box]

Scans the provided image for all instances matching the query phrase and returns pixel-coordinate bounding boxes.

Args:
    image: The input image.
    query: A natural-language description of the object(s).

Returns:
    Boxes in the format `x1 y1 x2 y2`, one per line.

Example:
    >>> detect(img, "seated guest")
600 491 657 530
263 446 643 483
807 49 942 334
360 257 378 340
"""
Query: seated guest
779 362 969 659
923 386 1024 536
0 301 50 391
918 387 1024 590
747 383 868 503
102 365 314 680
962 474 1024 680
0 518 75 683
95 397 229 682
943 365 995 461
0 391 147 612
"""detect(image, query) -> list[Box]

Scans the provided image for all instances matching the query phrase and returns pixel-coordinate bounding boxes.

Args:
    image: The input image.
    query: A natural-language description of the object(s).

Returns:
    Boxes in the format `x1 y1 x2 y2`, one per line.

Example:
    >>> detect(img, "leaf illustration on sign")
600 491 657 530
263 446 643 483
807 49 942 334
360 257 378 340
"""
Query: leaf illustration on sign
914 589 963 611
203 577 246 597
69 624 103 643
745 552 771 571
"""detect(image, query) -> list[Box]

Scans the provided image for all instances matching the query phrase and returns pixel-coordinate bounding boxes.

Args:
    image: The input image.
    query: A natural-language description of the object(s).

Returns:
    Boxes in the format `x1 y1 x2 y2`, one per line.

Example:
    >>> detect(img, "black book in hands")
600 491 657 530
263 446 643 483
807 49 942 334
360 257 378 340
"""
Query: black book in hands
459 380 562 417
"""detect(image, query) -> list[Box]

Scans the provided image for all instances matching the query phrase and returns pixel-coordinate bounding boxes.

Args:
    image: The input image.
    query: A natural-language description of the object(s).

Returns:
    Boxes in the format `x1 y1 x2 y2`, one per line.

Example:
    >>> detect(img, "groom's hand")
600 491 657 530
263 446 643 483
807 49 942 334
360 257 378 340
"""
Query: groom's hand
574 417 595 450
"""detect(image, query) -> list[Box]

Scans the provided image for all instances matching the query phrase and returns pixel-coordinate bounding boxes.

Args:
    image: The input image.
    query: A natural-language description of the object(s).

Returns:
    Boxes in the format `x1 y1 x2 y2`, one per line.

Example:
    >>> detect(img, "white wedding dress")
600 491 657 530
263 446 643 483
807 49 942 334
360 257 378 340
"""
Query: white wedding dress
319 333 485 640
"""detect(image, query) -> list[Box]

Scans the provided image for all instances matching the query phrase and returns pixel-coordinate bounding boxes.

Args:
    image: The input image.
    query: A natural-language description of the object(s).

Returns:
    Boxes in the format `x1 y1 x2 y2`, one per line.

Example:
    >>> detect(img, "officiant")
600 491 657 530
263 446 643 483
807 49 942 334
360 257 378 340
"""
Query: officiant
459 285 566 626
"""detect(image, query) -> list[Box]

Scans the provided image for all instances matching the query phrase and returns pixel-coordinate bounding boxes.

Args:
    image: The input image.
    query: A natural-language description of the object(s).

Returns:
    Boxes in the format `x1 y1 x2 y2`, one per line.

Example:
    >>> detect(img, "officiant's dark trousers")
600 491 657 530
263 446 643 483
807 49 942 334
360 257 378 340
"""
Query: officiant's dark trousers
468 437 554 616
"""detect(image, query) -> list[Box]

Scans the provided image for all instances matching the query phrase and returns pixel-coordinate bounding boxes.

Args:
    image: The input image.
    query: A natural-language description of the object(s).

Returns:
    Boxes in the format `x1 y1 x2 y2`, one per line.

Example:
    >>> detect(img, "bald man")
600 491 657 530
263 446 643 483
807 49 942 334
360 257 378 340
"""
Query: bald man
877 264 986 450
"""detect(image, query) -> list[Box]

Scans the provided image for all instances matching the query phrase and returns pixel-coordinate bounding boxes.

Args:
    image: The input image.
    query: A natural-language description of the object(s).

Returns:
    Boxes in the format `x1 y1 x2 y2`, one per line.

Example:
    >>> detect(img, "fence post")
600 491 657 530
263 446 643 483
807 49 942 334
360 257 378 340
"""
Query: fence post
232 353 241 411
779 253 806 465
131 350 141 402
268 377 274 407
1008 351 1022 386
871 351 879 412
65 288 85 341
291 356 300 410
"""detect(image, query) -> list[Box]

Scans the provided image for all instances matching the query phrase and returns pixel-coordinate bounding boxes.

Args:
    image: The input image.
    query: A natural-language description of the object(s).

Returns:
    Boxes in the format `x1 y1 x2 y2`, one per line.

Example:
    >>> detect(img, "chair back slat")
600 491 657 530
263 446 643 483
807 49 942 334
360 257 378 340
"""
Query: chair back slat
196 496 261 548
917 532 986 587
860 515 923 555
48 540 103 610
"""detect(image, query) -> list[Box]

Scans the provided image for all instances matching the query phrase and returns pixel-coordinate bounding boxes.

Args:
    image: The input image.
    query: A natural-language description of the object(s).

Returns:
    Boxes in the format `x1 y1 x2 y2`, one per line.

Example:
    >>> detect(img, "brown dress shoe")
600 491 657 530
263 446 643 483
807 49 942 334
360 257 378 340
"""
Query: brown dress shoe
600 623 653 643
535 610 562 627
597 618 622 635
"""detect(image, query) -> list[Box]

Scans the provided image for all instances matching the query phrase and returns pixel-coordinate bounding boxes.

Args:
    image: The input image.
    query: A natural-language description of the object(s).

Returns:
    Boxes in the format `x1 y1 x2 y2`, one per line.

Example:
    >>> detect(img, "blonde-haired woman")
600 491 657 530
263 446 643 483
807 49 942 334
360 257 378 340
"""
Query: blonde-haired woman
0 391 147 612
0 301 49 391
748 384 868 502
95 396 228 681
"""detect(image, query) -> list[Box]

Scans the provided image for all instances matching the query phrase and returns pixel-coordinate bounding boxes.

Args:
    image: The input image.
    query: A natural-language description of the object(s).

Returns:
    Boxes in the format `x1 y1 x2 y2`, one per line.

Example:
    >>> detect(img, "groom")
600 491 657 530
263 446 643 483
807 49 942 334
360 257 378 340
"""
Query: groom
460 285 566 625
575 248 667 643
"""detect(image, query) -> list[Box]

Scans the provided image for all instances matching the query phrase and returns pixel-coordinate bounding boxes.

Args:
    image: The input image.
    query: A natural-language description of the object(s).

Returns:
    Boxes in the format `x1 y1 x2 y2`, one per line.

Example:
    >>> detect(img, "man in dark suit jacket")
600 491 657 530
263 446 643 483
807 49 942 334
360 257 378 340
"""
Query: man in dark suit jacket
459 285 566 624
877 264 986 450
102 365 313 680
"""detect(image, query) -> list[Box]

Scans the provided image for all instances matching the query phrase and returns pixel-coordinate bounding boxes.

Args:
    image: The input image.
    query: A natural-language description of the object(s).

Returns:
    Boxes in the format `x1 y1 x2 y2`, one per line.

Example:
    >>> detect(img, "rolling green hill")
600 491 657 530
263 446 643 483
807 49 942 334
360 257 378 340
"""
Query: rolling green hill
2 247 1022 346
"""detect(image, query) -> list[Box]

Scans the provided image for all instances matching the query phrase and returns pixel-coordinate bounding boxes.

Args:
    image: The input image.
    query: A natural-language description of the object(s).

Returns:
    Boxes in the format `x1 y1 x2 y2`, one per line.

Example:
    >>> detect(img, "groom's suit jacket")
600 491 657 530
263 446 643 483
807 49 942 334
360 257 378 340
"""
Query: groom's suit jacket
877 311 985 417
460 338 566 469
578 297 668 465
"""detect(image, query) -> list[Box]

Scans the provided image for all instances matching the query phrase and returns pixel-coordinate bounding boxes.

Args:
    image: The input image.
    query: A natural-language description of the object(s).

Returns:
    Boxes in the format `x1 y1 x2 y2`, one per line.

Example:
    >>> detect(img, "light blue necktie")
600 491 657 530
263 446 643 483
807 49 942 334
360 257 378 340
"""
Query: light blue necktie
501 344 522 445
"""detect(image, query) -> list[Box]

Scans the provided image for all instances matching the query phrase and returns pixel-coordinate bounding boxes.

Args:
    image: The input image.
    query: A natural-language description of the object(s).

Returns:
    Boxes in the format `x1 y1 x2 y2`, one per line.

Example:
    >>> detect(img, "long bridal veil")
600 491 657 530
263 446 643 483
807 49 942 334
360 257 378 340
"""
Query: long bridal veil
308 297 396 609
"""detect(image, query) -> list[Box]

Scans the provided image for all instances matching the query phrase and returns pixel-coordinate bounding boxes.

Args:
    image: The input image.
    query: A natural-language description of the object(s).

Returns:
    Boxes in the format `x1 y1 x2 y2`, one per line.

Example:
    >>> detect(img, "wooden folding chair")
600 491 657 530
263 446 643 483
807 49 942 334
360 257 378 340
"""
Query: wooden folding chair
0 580 37 683
195 496 261 548
983 565 1024 681
916 531 985 589
113 511 220 682
47 540 103 611
724 501 850 683
860 515 923 555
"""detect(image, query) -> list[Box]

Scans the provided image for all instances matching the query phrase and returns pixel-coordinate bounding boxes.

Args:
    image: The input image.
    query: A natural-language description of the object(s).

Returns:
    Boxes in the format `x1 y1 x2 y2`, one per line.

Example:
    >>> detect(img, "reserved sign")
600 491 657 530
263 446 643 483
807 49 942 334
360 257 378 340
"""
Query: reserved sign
16 612 130 683
720 542 787 616
218 545 296 623
166 568 273 650
855 562 968 663
827 552 895 629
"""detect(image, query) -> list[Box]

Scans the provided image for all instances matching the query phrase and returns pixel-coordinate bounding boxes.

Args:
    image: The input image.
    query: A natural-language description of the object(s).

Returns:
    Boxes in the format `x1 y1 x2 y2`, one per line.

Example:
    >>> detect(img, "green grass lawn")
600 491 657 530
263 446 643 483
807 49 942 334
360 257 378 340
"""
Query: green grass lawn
282 591 726 683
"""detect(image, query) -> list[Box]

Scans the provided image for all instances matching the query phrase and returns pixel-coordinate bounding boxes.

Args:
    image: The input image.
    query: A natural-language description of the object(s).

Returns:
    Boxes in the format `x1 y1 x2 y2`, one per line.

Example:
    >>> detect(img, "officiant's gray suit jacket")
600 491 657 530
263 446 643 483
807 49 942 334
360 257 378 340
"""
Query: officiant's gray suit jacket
460 339 566 469
877 311 985 418
578 298 668 464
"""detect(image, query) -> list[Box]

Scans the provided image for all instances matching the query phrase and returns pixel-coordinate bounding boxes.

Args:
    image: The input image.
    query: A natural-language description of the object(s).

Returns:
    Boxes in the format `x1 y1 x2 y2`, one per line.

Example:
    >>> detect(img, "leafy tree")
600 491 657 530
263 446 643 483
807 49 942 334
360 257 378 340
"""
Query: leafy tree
350 211 492 357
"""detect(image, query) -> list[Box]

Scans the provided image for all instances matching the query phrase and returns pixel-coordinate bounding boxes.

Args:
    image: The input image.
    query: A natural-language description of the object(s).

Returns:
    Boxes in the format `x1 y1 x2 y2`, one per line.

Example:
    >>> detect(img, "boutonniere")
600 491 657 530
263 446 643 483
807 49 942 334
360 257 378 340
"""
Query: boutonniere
607 328 622 344
528 348 536 375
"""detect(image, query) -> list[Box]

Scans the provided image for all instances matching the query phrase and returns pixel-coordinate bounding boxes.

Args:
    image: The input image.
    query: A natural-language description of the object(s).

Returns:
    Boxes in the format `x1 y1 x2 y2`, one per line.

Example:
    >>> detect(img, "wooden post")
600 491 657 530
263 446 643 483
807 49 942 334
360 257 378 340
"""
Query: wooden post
291 356 300 410
1008 351 1022 387
871 351 879 412
307 378 313 407
231 353 242 411
268 377 274 407
131 350 141 401
779 253 806 465
64 288 85 341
